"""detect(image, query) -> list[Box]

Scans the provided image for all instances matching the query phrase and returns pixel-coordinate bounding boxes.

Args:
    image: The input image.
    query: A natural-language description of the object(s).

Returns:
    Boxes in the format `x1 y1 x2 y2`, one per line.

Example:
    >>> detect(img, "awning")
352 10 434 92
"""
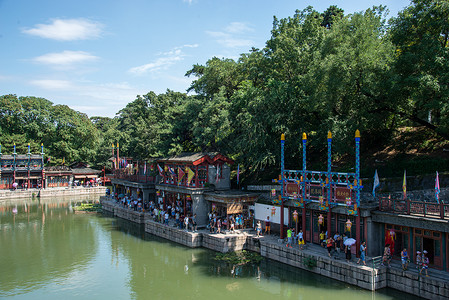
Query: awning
74 175 98 179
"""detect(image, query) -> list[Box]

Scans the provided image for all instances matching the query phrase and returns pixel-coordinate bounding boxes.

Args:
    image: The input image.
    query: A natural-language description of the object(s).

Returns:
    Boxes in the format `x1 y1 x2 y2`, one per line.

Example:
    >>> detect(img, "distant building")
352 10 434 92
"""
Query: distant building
0 146 101 189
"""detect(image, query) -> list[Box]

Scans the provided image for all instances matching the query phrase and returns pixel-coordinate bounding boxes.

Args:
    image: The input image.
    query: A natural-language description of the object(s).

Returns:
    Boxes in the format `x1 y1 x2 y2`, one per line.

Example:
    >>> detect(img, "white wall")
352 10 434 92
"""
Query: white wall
255 203 288 225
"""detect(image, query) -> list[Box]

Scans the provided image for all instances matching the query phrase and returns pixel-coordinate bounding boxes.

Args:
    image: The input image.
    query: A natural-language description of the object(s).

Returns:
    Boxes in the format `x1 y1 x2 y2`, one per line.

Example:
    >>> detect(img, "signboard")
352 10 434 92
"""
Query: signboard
285 182 299 196
335 187 351 201
227 203 243 214
309 185 322 197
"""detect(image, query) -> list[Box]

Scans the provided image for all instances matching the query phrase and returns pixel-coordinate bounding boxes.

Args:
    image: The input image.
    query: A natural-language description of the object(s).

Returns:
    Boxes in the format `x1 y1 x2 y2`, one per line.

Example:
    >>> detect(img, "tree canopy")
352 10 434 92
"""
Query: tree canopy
2 1 449 179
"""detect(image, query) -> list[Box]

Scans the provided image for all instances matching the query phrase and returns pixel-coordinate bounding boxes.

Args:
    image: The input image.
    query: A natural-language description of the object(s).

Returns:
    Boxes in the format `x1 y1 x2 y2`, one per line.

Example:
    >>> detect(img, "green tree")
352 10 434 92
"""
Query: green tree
389 0 449 139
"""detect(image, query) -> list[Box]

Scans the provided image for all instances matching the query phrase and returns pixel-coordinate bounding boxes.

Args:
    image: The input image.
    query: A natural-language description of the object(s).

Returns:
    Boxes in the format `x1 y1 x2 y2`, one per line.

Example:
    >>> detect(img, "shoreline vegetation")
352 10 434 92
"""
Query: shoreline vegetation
214 250 263 266
73 203 102 213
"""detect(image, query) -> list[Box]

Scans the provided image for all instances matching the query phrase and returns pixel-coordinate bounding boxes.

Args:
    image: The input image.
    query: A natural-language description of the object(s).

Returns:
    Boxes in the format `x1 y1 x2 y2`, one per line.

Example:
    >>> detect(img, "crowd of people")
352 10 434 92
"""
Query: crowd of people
207 211 253 234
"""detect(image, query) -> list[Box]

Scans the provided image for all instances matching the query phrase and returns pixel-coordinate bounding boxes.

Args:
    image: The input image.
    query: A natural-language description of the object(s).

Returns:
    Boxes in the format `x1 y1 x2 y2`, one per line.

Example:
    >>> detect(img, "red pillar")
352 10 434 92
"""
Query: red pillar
327 209 332 237
302 207 306 243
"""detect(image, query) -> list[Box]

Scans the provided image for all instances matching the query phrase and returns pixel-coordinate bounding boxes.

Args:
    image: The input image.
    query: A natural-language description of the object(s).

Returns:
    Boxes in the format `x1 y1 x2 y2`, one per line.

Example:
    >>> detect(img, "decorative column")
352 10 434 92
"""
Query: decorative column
355 129 361 256
116 142 120 169
27 143 31 188
301 133 307 235
41 143 45 189
280 133 285 239
112 144 115 169
355 130 361 211
327 131 332 236
13 143 16 184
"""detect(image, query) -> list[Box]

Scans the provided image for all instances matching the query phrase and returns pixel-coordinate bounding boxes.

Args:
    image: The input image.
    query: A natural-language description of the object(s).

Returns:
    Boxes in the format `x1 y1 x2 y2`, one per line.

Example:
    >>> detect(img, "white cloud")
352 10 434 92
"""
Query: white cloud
183 0 194 5
206 22 255 49
225 22 254 34
30 79 73 90
206 31 254 48
23 18 103 41
129 44 198 75
32 51 99 66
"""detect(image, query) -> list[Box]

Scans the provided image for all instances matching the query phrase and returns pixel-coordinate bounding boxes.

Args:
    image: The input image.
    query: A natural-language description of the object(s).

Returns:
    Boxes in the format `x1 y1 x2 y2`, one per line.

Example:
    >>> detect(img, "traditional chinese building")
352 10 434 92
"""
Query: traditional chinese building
375 190 449 271
155 152 235 225
0 144 44 189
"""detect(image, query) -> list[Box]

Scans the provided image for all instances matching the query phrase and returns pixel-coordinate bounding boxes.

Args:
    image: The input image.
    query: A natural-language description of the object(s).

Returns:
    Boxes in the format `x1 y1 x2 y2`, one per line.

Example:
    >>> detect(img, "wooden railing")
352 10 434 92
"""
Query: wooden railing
379 196 449 219
112 170 155 183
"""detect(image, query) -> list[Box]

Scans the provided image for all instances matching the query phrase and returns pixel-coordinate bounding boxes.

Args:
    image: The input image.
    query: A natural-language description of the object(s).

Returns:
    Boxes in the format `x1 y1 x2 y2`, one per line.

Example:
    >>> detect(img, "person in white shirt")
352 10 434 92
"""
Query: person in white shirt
184 215 189 231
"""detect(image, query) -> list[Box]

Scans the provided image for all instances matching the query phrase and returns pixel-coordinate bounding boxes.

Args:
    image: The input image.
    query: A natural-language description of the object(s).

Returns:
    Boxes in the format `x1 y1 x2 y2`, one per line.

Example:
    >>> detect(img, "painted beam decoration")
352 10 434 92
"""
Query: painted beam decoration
273 130 362 216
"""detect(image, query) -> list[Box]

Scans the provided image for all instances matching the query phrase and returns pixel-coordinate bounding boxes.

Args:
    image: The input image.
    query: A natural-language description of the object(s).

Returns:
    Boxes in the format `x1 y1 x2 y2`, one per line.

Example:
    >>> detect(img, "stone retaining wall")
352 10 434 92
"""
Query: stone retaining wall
145 221 202 248
0 186 106 200
202 233 247 253
387 267 449 300
99 199 447 299
260 241 386 291
114 206 146 224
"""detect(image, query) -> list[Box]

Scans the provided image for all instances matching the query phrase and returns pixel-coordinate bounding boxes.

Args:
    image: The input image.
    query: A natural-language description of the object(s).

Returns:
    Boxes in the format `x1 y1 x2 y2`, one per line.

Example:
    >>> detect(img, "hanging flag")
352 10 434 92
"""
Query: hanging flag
435 171 440 204
144 162 147 175
157 164 164 176
373 169 380 197
168 166 176 177
402 170 407 200
187 167 195 184
216 164 220 182
237 164 240 185
178 166 185 183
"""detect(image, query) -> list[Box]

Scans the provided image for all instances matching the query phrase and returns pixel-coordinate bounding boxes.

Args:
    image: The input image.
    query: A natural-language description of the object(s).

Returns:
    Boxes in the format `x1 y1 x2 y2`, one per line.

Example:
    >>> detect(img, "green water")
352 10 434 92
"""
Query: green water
0 197 419 300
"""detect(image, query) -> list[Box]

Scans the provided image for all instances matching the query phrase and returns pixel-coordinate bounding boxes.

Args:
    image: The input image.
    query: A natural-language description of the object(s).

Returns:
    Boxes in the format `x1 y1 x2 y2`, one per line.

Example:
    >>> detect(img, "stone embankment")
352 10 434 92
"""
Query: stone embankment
100 197 448 300
0 186 107 200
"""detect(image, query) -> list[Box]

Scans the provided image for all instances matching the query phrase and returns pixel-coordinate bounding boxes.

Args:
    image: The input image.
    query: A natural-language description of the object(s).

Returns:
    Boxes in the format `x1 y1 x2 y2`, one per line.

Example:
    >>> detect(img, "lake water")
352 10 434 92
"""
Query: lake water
0 197 420 299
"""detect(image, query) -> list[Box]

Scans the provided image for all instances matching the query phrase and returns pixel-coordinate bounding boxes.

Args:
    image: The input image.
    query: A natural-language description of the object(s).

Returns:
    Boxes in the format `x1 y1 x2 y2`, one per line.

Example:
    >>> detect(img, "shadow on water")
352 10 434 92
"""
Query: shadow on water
100 213 422 300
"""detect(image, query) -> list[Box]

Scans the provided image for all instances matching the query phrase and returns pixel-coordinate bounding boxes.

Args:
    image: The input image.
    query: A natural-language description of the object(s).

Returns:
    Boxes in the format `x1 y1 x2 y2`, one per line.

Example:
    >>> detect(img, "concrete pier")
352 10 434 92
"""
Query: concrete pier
100 198 448 299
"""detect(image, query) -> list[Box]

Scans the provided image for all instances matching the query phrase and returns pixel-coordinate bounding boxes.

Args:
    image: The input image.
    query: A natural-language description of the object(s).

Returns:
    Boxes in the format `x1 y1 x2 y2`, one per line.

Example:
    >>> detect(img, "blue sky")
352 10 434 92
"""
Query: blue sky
0 0 411 117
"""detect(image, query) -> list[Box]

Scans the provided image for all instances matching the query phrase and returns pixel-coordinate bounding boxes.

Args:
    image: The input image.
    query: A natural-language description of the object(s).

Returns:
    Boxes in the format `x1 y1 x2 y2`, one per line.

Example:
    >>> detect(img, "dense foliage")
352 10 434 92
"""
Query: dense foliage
1 1 448 179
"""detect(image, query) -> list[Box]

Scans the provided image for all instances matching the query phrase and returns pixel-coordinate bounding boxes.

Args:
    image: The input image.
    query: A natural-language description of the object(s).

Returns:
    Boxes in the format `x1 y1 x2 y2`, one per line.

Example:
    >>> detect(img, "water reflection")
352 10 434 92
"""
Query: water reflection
1 199 423 300
0 196 98 297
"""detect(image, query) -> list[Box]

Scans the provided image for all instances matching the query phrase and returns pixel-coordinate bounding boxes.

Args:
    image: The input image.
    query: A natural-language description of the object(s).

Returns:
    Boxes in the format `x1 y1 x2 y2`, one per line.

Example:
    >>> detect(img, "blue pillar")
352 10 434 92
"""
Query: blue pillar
327 131 332 206
355 130 361 212
280 133 285 239
302 133 307 202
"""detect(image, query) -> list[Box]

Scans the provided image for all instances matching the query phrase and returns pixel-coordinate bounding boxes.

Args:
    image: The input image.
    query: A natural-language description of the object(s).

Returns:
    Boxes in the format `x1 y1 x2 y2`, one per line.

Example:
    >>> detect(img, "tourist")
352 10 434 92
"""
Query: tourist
217 218 222 234
382 244 391 267
297 229 305 250
164 211 169 225
192 214 197 232
416 251 422 270
286 228 293 248
256 221 262 237
238 214 244 229
230 218 235 233
357 241 367 265
335 234 342 254
175 211 180 228
209 218 215 233
320 231 326 247
326 236 334 258
184 215 189 231
420 250 429 277
345 244 352 263
264 216 271 235
235 215 240 230
401 248 409 270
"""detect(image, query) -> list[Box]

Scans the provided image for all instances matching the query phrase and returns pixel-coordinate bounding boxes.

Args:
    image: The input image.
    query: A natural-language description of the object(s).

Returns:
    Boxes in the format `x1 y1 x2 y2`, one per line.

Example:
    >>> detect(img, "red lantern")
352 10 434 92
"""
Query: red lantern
271 206 276 216
293 210 298 222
